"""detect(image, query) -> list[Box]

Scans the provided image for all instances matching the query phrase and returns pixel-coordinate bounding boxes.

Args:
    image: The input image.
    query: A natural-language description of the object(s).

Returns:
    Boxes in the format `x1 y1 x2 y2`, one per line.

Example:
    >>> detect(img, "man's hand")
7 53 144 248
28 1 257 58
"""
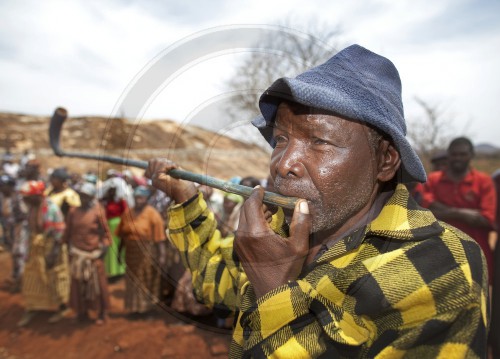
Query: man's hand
455 208 491 228
430 202 492 229
144 158 198 203
234 186 311 298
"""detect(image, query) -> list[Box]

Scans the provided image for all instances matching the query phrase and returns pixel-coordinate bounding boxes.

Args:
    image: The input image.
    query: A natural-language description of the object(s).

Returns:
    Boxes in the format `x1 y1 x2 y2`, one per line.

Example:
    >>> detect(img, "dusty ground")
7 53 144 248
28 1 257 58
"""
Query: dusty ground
0 251 231 359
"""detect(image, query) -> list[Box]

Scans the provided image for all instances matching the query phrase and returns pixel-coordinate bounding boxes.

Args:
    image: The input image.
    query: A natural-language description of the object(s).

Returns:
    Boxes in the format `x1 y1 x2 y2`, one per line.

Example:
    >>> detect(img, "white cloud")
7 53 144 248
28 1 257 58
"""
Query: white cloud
1 0 499 145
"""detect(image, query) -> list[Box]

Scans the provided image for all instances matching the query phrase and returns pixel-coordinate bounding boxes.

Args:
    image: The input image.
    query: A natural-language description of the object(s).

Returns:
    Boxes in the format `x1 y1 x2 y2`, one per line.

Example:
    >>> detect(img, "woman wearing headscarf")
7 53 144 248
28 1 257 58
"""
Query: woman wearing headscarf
116 186 166 315
99 177 128 279
17 181 70 326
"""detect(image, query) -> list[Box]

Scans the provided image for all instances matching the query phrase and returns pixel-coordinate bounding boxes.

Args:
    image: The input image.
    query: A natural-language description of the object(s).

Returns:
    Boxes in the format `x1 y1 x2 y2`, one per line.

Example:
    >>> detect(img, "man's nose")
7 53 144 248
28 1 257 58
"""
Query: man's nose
275 143 306 179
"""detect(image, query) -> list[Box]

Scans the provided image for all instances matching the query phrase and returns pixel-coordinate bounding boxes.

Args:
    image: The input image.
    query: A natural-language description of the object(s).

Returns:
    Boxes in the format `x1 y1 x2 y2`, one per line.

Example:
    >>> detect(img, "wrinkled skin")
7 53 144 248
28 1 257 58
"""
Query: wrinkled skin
271 103 390 235
146 101 401 298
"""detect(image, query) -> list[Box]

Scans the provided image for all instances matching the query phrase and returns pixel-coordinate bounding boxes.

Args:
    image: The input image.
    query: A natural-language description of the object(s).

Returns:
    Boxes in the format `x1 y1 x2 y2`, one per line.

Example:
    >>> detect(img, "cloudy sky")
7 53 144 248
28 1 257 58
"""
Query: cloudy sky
1 0 500 146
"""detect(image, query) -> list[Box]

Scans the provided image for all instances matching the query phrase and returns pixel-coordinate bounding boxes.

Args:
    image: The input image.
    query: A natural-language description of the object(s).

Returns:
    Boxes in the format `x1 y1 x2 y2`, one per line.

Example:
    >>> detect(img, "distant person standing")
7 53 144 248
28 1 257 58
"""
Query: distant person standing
20 159 42 182
63 183 111 325
17 181 70 326
19 150 35 172
430 150 448 172
422 137 496 283
0 174 28 291
45 168 81 217
116 186 166 315
2 152 20 178
99 177 128 279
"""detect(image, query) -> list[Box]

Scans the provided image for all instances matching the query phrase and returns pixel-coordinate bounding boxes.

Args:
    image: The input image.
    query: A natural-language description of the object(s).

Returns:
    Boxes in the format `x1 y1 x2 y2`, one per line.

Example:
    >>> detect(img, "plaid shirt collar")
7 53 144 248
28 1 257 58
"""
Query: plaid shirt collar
315 184 444 264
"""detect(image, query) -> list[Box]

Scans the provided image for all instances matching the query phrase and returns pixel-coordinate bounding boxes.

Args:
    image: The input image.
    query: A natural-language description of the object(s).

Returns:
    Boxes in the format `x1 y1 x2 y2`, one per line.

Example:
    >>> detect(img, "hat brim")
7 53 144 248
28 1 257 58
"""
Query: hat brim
252 77 427 183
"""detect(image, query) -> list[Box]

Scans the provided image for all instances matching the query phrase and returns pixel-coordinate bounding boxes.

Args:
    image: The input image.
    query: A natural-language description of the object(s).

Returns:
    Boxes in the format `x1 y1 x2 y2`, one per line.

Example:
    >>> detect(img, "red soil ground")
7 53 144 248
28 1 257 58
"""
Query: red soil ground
0 251 231 359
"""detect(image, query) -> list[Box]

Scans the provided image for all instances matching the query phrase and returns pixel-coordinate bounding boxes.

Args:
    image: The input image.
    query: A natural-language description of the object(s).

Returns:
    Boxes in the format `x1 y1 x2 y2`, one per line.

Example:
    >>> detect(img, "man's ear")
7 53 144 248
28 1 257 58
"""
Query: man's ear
377 140 401 182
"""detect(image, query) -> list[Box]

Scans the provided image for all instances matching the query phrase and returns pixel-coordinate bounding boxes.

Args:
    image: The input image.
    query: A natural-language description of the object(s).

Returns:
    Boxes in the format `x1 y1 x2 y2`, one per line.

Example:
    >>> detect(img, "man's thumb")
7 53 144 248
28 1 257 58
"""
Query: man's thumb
290 200 312 243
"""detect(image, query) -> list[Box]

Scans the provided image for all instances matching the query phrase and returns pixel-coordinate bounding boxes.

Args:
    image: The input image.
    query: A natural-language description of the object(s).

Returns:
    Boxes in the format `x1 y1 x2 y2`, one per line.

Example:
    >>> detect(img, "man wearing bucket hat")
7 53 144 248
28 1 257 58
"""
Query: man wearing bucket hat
146 45 487 357
63 182 112 325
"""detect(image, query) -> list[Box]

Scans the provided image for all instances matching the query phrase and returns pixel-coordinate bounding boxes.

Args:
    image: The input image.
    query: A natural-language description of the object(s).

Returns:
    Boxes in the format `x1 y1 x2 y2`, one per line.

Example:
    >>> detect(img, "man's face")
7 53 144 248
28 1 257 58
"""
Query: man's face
270 102 381 233
447 143 472 174
50 177 64 189
24 164 40 180
134 195 148 209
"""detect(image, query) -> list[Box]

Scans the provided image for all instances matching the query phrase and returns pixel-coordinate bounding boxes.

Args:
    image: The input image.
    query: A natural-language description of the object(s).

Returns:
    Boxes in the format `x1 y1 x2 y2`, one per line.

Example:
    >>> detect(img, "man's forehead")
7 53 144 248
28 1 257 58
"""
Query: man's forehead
449 144 473 153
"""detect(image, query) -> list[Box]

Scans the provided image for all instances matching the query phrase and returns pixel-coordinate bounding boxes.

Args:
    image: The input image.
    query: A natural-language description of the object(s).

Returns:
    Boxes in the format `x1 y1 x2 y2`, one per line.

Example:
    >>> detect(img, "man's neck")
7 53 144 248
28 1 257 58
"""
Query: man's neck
81 200 95 211
446 168 470 183
305 190 392 265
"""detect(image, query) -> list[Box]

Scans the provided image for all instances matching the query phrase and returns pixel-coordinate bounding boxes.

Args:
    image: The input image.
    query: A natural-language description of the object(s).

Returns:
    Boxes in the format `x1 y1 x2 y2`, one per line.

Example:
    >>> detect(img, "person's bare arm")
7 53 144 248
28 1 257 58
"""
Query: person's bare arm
429 202 491 229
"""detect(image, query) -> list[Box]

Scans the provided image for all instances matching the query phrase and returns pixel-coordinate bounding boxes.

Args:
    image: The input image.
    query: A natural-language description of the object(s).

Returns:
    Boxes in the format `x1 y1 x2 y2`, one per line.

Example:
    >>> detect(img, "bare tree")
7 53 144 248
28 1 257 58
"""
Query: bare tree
224 19 342 145
407 97 460 165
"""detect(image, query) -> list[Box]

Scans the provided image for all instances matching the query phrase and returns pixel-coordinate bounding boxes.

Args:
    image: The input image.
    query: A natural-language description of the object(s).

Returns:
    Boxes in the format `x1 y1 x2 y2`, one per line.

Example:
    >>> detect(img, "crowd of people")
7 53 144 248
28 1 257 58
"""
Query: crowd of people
143 45 494 357
0 152 265 329
1 43 499 357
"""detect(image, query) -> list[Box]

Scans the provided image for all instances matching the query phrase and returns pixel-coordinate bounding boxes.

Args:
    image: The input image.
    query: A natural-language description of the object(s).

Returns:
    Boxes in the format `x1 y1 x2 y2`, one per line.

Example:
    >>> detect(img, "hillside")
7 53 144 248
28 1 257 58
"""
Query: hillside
2 110 500 180
0 111 271 180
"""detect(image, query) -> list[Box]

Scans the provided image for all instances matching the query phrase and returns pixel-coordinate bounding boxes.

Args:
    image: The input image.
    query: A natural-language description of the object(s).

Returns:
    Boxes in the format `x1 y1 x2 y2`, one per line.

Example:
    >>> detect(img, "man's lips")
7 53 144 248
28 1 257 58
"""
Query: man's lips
275 189 307 202
274 183 310 201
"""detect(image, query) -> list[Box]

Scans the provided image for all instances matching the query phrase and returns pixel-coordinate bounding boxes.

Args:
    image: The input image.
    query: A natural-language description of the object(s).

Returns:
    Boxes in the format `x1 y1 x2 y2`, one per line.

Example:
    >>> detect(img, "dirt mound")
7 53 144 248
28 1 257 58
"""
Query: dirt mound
0 111 271 180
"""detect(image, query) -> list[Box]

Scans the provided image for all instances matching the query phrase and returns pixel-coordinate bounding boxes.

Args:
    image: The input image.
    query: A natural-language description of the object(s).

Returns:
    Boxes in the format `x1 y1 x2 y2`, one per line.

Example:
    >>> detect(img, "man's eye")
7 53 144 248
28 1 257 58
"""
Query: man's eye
312 137 329 145
274 135 287 144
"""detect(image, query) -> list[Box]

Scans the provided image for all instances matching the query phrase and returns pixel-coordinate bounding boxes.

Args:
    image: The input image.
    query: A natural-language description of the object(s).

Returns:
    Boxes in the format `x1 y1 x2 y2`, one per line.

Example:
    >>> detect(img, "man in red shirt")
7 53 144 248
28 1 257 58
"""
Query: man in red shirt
422 137 496 283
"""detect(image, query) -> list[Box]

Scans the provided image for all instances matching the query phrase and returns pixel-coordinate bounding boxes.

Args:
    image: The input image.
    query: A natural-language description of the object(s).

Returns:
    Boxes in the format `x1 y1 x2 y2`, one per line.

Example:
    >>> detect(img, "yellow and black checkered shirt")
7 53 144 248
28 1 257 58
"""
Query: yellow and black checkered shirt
168 184 488 358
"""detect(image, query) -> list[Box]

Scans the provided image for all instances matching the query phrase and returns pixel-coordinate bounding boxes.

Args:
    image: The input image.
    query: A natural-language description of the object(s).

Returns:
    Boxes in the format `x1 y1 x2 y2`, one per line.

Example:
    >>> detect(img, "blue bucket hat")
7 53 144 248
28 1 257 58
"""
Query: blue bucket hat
252 44 426 183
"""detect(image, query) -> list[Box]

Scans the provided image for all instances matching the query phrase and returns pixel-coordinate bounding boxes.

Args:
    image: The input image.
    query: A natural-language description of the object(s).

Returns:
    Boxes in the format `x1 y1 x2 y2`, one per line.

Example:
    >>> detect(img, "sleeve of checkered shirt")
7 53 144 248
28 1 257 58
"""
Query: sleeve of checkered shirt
168 192 246 313
231 229 488 357
169 191 488 357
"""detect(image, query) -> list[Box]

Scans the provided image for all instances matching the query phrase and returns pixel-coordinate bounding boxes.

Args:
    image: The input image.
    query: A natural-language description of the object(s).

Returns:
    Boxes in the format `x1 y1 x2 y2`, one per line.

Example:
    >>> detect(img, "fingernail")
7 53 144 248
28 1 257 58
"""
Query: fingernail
299 200 309 214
